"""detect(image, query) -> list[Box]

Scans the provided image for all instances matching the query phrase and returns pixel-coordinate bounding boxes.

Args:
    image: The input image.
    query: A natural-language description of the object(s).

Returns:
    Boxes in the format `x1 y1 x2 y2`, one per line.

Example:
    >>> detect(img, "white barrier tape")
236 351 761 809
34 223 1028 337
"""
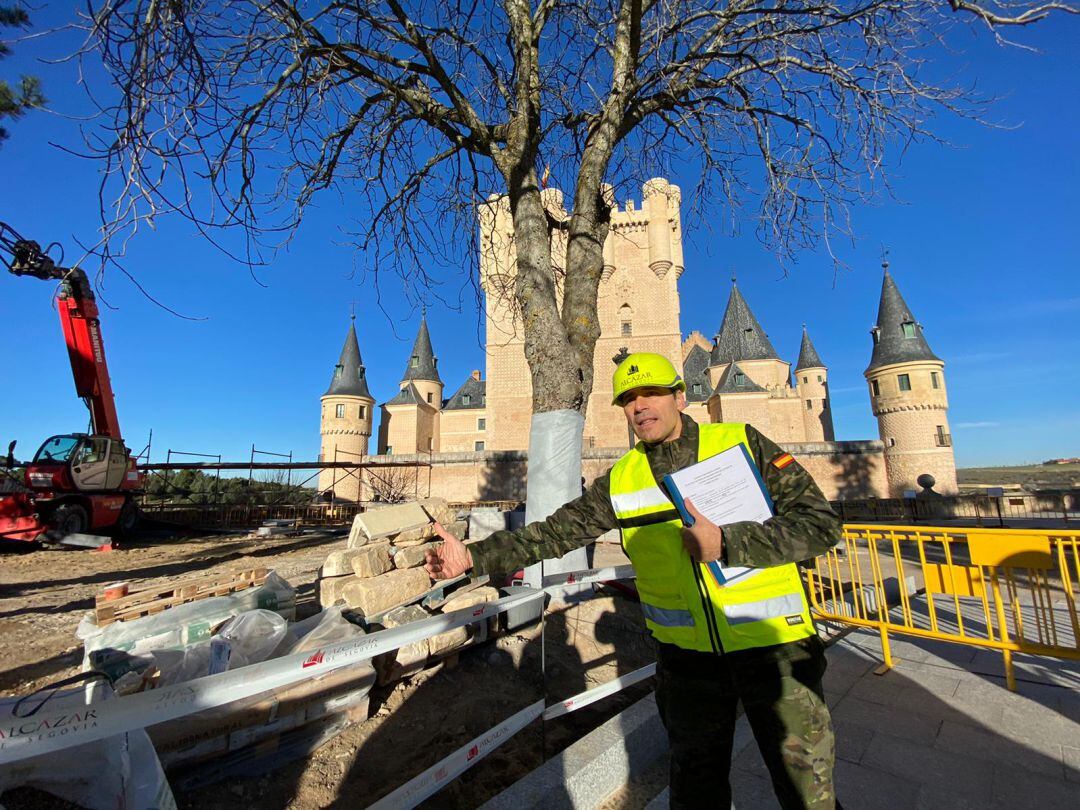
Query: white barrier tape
366 699 545 810
540 564 635 590
0 588 544 765
542 663 656 720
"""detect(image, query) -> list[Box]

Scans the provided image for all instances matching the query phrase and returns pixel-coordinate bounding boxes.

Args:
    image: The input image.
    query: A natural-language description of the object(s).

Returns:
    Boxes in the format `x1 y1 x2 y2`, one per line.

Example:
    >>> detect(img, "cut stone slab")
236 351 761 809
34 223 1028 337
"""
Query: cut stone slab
441 585 501 611
393 542 439 569
323 548 370 578
354 501 431 543
420 496 456 526
350 542 393 578
342 568 431 617
389 522 437 546
346 514 369 549
375 605 431 684
429 625 470 659
469 510 507 542
319 575 357 608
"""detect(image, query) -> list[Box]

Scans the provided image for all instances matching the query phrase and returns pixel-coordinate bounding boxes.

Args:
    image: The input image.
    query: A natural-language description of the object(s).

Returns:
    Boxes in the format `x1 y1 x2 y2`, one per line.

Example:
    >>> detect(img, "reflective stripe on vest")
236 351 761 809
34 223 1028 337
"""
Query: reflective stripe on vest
610 422 816 653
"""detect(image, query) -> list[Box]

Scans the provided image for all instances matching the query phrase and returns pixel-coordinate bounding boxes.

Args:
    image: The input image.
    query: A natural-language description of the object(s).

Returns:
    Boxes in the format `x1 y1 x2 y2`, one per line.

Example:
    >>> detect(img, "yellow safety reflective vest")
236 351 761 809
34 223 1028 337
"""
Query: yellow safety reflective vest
610 423 815 653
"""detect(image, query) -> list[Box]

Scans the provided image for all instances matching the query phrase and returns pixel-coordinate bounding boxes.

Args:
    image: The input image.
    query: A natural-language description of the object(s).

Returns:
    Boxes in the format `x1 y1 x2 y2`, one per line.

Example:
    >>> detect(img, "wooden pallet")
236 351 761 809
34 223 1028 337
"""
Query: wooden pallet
94 567 269 627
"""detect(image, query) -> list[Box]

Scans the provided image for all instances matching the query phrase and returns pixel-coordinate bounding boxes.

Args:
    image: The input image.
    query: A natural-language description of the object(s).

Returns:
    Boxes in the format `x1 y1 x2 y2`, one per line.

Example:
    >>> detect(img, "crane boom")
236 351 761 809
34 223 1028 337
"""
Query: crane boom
1 224 124 439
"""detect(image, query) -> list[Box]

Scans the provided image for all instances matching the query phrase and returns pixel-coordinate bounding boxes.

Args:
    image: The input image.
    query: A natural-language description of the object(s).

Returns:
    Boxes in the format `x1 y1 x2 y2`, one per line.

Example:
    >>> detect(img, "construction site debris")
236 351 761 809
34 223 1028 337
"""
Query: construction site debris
94 567 269 627
322 548 372 577
79 571 295 680
319 574 356 608
419 496 457 525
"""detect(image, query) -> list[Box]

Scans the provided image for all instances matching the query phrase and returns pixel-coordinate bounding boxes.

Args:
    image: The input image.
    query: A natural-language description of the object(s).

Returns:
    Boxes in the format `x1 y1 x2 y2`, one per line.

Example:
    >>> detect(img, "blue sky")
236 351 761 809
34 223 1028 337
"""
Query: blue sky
1 7 1077 469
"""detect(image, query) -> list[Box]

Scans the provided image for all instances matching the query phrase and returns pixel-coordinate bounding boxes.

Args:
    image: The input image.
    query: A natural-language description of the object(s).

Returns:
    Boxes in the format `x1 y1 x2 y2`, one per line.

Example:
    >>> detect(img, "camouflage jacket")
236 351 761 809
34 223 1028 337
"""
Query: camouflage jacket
469 414 841 577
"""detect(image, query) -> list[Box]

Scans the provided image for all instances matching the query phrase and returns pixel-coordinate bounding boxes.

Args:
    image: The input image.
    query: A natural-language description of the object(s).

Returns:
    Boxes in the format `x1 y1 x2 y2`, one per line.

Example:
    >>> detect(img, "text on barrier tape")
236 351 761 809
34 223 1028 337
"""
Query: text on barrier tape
0 588 545 764
540 564 635 590
366 699 546 810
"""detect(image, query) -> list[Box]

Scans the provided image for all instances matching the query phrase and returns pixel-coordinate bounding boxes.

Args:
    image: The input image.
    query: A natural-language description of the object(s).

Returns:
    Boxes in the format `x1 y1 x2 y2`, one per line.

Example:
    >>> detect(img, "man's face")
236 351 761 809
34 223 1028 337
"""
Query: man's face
620 386 686 443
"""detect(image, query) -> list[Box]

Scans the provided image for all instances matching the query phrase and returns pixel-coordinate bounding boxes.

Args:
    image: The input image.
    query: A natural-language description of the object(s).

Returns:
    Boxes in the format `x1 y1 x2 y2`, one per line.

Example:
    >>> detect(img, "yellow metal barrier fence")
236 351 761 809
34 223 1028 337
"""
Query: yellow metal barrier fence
806 524 1080 690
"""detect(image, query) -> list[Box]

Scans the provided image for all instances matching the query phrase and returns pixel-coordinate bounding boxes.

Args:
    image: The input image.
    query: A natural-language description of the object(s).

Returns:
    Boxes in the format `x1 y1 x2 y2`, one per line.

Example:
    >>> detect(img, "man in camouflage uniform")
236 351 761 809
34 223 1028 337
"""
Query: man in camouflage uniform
427 353 841 809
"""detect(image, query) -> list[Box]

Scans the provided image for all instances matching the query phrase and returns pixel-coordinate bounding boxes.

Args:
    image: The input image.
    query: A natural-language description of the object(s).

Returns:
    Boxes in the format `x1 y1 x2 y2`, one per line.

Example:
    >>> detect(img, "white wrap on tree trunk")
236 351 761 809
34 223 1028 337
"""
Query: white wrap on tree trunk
522 410 590 598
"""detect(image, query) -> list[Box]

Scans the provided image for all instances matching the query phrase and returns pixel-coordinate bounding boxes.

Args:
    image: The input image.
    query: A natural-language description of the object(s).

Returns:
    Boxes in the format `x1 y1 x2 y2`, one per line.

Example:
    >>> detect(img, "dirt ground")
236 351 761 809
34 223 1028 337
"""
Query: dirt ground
0 528 656 809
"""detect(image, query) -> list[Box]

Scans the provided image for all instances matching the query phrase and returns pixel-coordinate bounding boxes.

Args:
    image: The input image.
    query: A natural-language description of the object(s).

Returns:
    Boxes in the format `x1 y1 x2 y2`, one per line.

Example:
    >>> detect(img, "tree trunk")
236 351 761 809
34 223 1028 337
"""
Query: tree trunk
506 167 588 415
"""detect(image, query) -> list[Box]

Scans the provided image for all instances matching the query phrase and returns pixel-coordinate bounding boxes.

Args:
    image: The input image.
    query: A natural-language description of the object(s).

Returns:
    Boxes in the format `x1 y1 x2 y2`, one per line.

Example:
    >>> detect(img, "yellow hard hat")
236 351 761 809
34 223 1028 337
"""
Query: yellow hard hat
611 353 685 405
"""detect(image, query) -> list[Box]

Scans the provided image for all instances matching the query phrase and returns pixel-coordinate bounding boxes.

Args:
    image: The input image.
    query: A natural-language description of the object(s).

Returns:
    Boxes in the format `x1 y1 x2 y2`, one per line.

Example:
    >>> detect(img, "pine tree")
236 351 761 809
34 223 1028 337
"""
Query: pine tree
0 5 44 143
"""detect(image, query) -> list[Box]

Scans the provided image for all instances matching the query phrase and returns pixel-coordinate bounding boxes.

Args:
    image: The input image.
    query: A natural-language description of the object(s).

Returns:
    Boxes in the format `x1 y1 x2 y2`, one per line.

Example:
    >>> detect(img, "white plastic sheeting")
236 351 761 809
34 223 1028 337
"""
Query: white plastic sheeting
521 410 590 598
0 679 175 810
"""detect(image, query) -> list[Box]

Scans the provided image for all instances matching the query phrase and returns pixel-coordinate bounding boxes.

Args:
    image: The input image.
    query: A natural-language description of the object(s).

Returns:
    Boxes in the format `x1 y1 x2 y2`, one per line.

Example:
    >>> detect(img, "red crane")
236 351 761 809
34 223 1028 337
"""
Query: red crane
1 224 142 542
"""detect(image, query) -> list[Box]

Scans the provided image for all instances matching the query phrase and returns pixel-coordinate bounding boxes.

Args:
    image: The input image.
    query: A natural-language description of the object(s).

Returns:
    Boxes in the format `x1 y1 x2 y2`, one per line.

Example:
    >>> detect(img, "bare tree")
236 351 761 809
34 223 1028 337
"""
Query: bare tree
76 0 1072 435
366 466 419 504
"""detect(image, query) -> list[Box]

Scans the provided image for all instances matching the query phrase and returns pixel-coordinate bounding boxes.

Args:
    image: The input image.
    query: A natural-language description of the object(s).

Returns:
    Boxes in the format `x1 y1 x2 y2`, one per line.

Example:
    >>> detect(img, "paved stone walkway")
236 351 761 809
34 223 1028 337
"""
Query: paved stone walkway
649 628 1080 809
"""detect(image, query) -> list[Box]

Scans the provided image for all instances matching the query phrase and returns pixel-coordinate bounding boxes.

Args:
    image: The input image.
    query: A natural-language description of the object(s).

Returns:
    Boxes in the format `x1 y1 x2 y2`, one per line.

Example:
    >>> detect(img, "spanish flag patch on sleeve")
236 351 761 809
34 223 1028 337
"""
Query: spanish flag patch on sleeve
771 452 795 470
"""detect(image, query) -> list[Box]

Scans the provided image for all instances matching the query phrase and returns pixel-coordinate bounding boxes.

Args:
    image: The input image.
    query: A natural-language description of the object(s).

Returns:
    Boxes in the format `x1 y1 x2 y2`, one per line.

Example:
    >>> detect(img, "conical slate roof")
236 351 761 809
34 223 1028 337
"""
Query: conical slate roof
714 362 767 394
324 320 373 398
866 268 941 373
711 283 780 365
795 326 825 371
401 317 443 384
682 345 714 402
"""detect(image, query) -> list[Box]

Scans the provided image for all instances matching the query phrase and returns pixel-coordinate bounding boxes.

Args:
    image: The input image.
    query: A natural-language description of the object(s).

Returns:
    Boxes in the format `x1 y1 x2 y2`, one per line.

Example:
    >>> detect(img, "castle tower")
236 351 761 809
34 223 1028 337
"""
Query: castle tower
377 317 443 454
479 180 683 450
706 280 799 436
794 326 834 442
707 280 789 390
319 318 375 502
865 265 957 496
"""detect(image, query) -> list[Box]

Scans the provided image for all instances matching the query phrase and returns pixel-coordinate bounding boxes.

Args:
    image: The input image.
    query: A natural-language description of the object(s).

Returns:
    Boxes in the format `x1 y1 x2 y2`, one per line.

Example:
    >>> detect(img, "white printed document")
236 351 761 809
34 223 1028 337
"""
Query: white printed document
661 444 773 584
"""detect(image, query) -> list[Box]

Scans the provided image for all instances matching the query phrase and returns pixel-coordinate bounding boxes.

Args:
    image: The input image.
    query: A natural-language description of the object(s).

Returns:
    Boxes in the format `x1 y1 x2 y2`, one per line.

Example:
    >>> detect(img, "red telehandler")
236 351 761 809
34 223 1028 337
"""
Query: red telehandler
1 223 143 542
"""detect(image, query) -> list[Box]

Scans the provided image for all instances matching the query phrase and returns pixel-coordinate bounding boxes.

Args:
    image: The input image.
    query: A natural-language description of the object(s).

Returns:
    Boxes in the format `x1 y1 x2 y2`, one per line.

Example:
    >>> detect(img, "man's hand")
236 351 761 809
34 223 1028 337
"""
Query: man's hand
681 499 723 563
424 522 474 579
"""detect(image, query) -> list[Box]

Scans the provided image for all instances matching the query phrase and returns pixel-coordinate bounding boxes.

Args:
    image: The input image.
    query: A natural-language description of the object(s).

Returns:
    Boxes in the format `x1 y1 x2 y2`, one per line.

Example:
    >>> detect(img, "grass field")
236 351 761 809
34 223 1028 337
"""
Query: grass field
957 463 1080 489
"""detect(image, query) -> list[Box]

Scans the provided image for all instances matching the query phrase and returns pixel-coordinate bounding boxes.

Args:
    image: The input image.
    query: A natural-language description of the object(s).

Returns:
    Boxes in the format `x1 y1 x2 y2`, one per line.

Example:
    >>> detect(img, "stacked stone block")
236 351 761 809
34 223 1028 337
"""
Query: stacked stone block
316 497 501 684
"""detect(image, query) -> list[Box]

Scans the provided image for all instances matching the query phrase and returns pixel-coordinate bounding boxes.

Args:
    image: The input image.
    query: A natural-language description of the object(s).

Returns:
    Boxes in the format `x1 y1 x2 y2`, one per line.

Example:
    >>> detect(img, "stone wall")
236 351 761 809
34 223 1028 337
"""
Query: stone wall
365 438 887 504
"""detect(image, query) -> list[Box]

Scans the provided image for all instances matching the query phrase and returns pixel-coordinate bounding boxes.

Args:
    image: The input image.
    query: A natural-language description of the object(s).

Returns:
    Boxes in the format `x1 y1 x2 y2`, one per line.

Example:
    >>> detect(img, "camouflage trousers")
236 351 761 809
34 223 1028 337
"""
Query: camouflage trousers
654 635 837 809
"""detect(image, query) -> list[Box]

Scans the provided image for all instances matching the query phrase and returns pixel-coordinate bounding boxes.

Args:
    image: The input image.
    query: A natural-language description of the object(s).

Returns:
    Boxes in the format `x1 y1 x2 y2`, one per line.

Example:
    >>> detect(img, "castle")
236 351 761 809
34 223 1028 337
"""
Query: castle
318 179 957 503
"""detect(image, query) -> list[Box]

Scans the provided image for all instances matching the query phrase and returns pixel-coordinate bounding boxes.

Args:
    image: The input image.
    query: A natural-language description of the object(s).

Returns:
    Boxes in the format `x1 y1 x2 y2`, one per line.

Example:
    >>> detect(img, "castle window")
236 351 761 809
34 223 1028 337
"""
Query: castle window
806 399 813 410
902 322 916 338
871 327 880 344
692 383 702 395
426 392 433 404
618 304 632 338
802 376 807 384
734 372 746 386
428 438 433 450
935 426 952 447
931 371 941 389
888 438 896 447
410 355 419 367
898 373 911 392
817 375 823 383
462 394 471 406
359 405 366 419
822 399 828 409
871 380 880 396
335 404 345 418
475 441 485 452
478 418 486 430
386 446 393 455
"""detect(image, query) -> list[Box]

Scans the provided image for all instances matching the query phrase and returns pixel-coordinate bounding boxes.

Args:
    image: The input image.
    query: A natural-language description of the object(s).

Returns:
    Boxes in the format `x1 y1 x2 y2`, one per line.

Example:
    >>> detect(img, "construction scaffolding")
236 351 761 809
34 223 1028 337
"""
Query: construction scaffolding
137 449 433 530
